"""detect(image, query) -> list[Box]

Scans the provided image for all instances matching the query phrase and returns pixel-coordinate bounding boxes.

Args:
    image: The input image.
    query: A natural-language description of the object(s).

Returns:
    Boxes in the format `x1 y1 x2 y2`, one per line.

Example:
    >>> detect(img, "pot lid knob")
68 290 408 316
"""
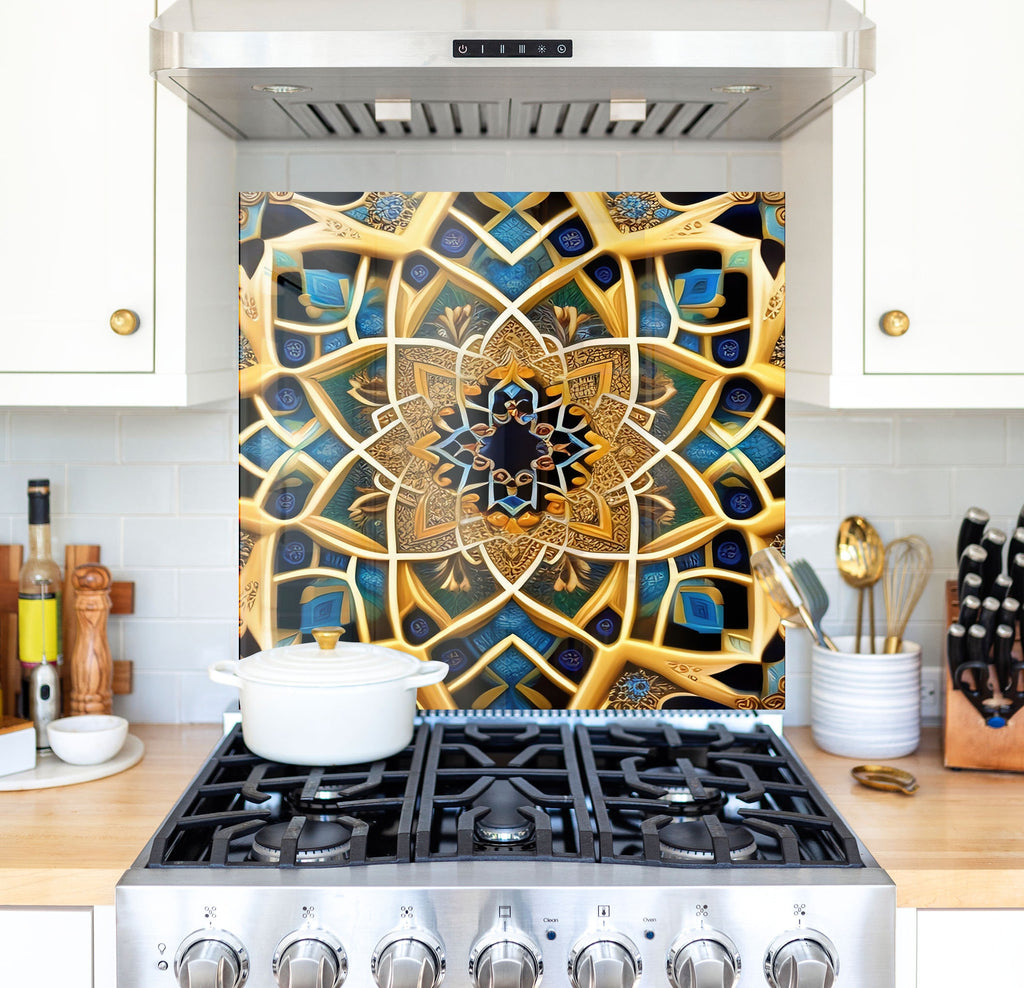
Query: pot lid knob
311 627 344 651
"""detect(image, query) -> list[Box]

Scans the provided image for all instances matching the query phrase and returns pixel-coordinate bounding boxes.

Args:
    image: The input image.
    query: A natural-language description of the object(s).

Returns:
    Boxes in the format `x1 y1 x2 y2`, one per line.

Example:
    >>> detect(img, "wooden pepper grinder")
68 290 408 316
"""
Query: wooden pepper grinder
69 564 113 715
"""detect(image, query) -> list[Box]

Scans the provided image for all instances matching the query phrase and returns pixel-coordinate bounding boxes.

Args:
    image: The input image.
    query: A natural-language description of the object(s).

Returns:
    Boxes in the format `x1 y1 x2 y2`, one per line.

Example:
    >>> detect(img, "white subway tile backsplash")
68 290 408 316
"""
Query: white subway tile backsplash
784 468 839 519
124 517 236 568
396 154 511 189
179 671 239 725
113 671 182 724
179 569 238 620
950 467 1024 525
118 569 180 620
616 154 728 189
287 153 400 189
124 618 236 672
507 151 618 189
786 413 892 466
0 464 66 514
121 412 230 463
236 151 289 190
67 465 176 515
728 153 783 189
843 467 951 519
38 517 124 567
180 465 238 515
9 412 117 462
899 414 1006 465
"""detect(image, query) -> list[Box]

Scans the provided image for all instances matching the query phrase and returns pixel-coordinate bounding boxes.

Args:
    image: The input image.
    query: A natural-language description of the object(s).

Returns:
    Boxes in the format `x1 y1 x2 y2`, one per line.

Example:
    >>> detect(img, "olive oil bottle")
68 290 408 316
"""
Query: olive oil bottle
18 479 62 730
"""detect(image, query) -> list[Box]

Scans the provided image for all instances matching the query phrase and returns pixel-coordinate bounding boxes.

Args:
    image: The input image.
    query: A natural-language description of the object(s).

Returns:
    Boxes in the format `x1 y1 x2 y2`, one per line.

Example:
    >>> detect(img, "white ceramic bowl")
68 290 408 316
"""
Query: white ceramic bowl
47 715 128 765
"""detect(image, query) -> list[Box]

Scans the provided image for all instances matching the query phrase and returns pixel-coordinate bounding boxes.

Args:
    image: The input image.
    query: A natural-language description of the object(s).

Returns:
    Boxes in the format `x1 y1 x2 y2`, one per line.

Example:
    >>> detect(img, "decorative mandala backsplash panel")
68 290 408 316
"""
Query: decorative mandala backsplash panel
239 191 786 712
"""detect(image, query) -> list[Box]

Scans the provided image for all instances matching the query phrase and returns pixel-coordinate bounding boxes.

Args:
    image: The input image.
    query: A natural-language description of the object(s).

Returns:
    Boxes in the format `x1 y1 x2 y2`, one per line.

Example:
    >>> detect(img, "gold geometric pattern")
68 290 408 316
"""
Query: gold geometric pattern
238 191 786 711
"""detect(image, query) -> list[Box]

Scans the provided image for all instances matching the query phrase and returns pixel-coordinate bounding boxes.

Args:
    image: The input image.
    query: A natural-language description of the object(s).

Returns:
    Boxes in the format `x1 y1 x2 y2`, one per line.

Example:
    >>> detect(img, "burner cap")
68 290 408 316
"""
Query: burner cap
251 819 352 864
658 821 757 862
657 785 727 818
472 780 536 845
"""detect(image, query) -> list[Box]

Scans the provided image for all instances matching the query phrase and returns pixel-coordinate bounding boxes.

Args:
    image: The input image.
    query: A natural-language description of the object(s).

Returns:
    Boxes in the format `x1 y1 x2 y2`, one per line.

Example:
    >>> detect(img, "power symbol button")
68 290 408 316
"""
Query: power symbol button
457 44 468 54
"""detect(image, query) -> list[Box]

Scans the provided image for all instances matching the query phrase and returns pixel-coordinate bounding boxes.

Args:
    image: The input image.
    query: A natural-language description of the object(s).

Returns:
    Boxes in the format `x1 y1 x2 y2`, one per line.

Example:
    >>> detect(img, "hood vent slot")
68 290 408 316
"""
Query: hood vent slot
279 98 736 140
513 100 735 139
283 100 505 139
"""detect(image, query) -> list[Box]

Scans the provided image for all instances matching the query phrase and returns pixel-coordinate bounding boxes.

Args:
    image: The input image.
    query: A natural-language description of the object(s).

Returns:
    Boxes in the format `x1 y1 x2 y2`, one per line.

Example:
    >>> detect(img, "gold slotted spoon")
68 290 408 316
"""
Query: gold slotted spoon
836 516 885 653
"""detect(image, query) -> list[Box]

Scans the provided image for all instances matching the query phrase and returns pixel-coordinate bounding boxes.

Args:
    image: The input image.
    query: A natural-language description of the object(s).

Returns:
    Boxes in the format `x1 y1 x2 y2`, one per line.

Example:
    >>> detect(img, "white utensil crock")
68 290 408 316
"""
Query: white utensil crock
810 635 921 759
209 629 447 765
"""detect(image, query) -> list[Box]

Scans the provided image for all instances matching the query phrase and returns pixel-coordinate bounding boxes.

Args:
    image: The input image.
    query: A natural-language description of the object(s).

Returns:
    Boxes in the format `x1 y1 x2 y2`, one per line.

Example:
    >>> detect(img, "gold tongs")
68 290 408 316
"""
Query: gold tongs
850 764 919 795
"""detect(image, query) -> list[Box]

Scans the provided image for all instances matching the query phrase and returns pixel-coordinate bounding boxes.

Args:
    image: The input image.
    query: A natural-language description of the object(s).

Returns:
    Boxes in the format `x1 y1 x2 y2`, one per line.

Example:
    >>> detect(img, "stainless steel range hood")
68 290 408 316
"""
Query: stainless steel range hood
151 0 874 142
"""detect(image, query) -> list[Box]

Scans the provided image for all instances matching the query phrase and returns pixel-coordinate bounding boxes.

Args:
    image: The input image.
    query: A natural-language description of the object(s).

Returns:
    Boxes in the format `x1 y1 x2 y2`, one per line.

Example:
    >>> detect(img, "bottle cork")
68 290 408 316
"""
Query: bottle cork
69 564 113 715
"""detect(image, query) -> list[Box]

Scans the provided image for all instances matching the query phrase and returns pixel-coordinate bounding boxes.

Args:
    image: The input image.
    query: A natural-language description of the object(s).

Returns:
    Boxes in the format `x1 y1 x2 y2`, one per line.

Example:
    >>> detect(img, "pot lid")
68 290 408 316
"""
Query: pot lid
238 628 426 687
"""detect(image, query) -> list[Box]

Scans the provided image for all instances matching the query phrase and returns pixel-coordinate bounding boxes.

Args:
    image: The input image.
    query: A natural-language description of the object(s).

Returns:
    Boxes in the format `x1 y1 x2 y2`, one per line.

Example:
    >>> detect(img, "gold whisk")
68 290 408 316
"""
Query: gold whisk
882 535 933 653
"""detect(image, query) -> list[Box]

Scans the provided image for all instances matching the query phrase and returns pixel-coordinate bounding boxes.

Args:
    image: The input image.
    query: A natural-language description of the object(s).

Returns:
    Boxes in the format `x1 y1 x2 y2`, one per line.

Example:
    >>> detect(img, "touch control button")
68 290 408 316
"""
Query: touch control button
764 931 838 988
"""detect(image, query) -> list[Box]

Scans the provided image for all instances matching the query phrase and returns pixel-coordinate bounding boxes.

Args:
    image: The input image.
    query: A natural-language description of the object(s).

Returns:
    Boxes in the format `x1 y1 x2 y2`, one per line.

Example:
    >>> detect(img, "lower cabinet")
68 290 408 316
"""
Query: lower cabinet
916 910 1022 985
0 906 95 988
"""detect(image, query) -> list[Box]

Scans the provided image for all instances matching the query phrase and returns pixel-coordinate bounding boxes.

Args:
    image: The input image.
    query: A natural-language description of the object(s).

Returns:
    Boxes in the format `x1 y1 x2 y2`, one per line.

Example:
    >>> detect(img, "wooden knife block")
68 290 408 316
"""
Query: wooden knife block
943 580 1024 772
0 544 134 718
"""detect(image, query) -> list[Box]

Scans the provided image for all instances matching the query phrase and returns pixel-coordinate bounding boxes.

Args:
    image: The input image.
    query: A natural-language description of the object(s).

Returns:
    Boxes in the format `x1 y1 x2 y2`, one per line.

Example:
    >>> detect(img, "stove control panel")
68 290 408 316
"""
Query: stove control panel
120 882 893 988
667 931 740 988
764 930 839 988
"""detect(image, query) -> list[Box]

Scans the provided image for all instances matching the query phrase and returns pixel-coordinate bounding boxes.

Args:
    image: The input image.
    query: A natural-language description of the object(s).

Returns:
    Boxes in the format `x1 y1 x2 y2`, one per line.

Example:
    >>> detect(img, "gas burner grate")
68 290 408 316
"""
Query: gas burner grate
143 720 863 870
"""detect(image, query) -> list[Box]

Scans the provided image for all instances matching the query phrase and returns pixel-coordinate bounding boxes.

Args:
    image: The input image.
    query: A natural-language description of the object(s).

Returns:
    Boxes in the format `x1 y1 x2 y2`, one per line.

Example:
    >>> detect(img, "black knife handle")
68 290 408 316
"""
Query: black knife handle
978 596 1002 647
947 623 967 688
998 596 1020 631
1016 503 1024 536
1011 552 1024 604
980 529 1008 588
958 545 988 598
965 624 992 694
995 623 1016 695
958 594 982 628
990 573 1014 603
957 506 990 561
960 571 984 603
1008 527 1024 568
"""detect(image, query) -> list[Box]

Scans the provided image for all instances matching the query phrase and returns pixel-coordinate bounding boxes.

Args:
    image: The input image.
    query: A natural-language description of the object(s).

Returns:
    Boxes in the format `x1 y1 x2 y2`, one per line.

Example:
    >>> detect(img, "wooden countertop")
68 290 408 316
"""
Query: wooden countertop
0 725 1020 909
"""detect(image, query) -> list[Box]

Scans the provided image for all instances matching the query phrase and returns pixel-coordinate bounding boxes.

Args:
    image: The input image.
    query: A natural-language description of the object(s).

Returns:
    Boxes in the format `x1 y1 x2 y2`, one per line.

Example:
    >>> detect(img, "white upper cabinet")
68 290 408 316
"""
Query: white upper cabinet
784 0 1024 407
0 0 236 406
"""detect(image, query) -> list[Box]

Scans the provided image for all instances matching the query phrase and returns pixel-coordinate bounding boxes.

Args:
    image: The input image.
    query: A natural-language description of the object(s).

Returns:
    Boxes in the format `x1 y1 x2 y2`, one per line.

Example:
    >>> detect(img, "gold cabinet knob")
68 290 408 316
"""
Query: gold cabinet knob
880 310 910 337
311 627 344 650
109 309 140 336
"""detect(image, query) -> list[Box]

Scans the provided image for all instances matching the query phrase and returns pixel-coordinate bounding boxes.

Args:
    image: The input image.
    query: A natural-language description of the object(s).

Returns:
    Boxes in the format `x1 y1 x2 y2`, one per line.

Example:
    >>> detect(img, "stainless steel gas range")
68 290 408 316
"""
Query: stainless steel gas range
116 714 894 987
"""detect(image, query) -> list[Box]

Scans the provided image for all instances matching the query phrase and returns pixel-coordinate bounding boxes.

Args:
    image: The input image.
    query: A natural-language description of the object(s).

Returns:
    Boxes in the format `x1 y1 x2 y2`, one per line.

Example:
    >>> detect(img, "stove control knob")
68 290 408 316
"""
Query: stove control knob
470 935 543 988
764 931 838 988
273 931 347 988
668 932 740 988
372 931 446 988
174 930 249 988
568 934 641 988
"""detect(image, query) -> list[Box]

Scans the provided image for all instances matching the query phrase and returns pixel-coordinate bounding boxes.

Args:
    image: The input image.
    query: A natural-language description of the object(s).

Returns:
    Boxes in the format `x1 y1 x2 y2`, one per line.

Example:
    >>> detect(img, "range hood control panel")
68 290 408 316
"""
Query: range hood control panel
452 40 573 58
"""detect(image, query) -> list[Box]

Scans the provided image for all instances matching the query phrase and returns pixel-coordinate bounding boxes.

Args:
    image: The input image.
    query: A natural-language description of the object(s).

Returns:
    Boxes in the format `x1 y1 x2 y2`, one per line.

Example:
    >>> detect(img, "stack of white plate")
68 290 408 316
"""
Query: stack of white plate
810 635 921 759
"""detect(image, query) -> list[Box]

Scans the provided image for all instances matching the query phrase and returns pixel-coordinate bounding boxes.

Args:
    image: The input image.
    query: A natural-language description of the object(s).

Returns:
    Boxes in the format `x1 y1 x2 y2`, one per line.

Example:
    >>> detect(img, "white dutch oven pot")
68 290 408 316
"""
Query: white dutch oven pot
209 628 447 765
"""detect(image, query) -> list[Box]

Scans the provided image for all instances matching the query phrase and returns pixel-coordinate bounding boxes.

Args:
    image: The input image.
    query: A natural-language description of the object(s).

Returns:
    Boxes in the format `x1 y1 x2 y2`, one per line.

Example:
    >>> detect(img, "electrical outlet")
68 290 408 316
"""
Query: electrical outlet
920 667 942 720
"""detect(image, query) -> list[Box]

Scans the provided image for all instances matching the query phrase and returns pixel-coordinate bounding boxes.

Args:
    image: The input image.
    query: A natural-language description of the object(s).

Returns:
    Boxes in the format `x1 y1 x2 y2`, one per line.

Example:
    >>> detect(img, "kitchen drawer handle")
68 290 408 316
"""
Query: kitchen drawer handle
109 308 140 336
880 310 910 336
